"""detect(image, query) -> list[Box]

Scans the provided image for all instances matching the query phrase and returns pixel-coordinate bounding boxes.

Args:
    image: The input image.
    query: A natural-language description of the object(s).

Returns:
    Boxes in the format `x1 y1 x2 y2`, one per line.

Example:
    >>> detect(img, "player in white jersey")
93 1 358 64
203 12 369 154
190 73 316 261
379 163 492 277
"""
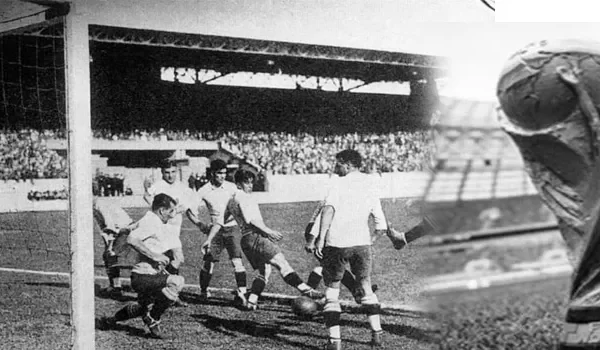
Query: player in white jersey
144 159 203 234
93 197 139 299
194 159 247 305
304 200 378 304
99 193 185 339
224 169 323 311
306 150 388 350
144 159 206 306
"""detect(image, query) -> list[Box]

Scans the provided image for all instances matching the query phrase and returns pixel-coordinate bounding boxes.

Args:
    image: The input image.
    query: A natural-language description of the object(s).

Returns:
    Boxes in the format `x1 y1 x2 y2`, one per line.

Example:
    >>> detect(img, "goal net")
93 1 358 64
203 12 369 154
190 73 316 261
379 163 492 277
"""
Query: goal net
0 9 96 350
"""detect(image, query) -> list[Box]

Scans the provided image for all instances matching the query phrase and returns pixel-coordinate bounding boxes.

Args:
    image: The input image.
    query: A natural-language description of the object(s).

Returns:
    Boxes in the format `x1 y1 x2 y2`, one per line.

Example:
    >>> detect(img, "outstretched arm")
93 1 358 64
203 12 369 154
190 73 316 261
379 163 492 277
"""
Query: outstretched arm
314 205 334 259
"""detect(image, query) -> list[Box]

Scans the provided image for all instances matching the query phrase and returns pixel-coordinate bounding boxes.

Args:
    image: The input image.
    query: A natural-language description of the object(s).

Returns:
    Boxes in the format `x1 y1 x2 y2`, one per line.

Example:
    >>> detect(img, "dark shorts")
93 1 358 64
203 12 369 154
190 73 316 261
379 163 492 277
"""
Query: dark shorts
204 226 243 262
241 232 282 270
321 245 373 284
131 272 169 294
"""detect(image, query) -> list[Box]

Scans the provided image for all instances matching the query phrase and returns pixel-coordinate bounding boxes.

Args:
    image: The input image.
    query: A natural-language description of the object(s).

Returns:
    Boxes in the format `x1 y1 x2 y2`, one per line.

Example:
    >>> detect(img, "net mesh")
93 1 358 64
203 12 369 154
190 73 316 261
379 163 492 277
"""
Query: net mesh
1 20 65 130
0 19 73 339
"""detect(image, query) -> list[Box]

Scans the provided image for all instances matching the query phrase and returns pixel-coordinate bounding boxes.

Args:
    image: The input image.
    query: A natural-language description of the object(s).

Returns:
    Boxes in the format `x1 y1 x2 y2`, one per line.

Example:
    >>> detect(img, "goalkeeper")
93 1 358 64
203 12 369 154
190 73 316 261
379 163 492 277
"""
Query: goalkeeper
93 197 139 299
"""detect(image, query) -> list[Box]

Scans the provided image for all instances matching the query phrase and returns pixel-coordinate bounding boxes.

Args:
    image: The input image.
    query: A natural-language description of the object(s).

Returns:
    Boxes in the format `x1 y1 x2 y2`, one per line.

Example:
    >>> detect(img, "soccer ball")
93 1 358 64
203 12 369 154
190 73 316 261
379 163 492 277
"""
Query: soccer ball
291 296 319 318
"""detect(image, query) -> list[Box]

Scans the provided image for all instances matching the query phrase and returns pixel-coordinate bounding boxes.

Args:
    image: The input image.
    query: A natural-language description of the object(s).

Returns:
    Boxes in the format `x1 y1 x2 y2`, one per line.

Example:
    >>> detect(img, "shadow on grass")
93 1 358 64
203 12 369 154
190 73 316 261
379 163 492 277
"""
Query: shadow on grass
178 291 235 307
191 313 348 349
24 281 70 288
340 317 438 344
383 322 438 344
95 317 154 340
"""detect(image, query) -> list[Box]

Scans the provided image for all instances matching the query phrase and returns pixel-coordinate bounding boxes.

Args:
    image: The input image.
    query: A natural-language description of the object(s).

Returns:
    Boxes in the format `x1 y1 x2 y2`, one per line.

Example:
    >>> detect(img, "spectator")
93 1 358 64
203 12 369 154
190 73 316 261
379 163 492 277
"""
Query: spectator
0 127 433 182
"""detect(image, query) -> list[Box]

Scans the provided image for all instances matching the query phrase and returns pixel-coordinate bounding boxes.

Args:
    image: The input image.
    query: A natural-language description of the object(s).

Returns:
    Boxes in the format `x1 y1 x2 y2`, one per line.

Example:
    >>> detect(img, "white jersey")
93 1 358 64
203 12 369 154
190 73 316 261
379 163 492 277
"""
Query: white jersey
146 179 194 237
225 189 263 236
129 210 182 275
195 181 237 228
322 172 387 248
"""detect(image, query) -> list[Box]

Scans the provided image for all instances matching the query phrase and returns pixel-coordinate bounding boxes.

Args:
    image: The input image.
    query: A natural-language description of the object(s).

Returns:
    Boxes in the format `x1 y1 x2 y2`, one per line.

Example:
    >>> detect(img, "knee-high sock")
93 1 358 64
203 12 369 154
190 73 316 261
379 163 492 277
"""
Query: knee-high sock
114 303 146 321
324 287 341 340
307 266 323 289
150 293 175 321
248 274 267 305
107 266 121 288
282 271 311 293
232 258 247 294
361 294 382 332
199 261 214 292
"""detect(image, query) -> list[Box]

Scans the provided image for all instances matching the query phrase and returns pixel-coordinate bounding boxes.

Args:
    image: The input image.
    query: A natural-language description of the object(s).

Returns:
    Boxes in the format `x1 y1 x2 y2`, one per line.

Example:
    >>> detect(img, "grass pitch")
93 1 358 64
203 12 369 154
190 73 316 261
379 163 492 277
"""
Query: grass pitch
435 277 568 349
0 198 438 349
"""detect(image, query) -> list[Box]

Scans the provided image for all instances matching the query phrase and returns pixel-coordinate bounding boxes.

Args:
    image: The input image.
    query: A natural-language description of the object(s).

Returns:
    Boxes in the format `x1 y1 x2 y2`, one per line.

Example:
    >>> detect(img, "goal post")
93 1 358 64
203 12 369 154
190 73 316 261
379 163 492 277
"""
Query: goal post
64 6 95 350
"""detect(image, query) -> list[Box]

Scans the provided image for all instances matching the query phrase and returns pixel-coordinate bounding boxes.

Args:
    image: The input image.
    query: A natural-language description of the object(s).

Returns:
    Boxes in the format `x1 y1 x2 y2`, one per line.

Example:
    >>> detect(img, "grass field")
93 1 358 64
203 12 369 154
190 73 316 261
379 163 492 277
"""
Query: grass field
434 277 568 349
0 198 438 349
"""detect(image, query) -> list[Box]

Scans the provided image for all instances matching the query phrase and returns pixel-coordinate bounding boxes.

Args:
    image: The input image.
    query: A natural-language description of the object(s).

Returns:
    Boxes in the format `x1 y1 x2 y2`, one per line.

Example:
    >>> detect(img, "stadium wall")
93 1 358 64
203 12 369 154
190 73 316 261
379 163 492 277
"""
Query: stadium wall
0 172 429 212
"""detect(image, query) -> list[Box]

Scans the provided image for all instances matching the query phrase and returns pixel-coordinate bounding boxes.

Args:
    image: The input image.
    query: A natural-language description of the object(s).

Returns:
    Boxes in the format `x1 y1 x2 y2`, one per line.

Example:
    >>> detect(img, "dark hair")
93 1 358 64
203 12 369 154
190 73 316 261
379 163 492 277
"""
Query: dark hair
336 149 362 168
210 159 228 173
234 169 256 184
159 159 177 170
151 193 176 212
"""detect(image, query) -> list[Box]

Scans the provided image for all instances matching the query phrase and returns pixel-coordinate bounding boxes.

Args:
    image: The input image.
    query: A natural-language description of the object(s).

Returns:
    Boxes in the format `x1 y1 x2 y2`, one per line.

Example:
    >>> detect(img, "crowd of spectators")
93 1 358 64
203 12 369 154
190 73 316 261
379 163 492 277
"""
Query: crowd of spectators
221 130 434 174
92 128 223 142
0 127 433 182
0 129 67 181
93 128 434 175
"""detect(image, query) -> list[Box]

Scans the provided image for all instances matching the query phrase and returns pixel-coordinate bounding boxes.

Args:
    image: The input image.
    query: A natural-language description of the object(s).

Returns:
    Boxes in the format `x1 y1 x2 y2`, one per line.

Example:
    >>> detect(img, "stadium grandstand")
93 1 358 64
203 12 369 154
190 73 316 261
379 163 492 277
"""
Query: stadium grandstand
0 1 451 349
1 13 444 197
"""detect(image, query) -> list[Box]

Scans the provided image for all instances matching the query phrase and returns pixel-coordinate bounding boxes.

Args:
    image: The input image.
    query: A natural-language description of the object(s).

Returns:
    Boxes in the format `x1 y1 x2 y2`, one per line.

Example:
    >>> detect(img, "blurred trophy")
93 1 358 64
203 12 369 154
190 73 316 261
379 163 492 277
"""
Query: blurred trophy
497 39 600 349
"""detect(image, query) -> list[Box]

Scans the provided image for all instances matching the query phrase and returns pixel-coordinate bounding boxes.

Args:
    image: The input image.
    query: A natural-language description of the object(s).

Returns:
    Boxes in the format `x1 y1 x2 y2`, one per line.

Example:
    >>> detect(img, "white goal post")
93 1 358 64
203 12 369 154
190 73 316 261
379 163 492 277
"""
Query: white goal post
65 5 95 350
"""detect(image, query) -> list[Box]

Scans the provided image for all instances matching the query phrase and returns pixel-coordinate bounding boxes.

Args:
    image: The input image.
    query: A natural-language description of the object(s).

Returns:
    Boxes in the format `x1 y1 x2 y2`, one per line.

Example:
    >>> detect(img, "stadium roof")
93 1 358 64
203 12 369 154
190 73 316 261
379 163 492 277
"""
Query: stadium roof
88 26 446 83
2 0 447 83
